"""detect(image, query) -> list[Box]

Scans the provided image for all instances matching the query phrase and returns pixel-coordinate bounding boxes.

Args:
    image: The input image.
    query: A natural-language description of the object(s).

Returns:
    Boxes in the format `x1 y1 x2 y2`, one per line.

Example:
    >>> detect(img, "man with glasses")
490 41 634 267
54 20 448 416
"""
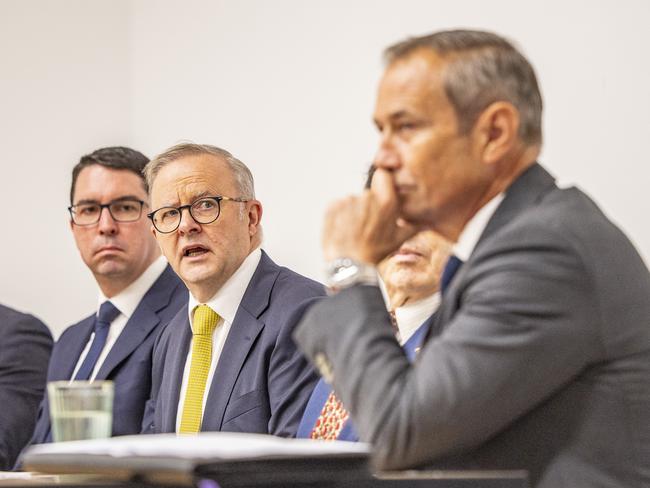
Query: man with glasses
141 143 323 437
25 146 187 449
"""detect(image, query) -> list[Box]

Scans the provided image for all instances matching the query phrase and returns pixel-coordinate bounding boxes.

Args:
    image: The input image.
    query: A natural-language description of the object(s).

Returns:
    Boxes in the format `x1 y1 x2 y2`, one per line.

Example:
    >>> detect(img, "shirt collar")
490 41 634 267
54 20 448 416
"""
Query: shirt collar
393 292 440 345
188 247 262 328
97 255 168 319
453 193 505 262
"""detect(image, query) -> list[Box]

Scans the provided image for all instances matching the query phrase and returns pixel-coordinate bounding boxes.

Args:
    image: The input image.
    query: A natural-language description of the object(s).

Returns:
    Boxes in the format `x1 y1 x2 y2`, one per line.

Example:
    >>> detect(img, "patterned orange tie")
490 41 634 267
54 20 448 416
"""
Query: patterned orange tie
179 305 220 434
310 391 350 440
310 310 407 440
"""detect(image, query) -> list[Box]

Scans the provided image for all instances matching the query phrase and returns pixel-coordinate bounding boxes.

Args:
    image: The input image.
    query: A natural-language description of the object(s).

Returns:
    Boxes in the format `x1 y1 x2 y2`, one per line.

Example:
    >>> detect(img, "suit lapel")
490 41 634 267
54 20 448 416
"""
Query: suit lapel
478 163 556 247
161 315 193 432
432 163 557 336
53 316 94 380
94 267 178 380
95 304 160 380
201 251 277 431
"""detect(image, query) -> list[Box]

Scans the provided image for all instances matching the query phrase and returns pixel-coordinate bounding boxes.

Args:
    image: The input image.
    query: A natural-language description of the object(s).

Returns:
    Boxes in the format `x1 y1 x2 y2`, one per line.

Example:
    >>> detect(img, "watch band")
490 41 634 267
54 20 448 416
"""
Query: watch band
325 257 378 294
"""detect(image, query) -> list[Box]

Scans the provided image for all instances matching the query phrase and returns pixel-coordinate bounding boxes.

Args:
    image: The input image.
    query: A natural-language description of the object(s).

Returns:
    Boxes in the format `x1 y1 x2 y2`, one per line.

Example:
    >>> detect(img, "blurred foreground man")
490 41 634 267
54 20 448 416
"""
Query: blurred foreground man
0 304 52 469
142 143 323 436
27 147 187 448
294 30 650 487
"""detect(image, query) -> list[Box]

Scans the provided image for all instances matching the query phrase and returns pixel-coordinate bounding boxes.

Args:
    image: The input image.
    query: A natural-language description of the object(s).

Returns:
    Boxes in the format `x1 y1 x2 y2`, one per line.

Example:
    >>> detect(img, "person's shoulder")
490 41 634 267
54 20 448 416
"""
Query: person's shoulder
0 303 51 338
256 251 325 298
526 185 638 257
57 312 95 342
275 265 325 296
145 264 188 303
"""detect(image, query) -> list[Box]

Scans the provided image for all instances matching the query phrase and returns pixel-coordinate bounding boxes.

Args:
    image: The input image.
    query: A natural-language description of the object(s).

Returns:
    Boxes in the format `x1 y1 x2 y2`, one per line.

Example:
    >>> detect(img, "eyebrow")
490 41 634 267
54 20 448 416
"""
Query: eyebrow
374 110 414 128
158 191 216 208
73 195 143 206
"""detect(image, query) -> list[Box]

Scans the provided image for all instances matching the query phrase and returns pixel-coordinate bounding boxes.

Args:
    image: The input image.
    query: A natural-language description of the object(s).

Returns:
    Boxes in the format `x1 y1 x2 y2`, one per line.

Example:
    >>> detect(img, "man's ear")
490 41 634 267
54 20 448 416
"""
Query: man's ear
472 101 520 166
247 200 263 236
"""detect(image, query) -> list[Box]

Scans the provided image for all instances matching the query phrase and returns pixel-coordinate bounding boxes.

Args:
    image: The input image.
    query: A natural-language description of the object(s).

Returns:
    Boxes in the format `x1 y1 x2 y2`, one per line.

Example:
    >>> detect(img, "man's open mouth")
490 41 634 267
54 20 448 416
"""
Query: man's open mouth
183 246 209 257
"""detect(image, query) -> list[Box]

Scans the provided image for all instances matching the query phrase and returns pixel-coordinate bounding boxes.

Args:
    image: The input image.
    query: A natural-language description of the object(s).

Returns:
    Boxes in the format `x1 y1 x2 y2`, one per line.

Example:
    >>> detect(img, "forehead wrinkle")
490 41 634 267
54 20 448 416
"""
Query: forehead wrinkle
155 177 223 208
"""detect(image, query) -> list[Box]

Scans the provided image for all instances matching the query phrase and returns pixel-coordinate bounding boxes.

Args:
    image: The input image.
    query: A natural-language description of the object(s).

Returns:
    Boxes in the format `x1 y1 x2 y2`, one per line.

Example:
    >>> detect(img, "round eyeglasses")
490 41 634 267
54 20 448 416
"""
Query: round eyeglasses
147 195 248 234
68 199 145 226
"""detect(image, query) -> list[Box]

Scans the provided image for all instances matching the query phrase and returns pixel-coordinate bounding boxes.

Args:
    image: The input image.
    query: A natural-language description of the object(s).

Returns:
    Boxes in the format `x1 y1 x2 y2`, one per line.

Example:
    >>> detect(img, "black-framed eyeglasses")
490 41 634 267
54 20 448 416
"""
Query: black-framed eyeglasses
68 199 146 226
147 195 248 234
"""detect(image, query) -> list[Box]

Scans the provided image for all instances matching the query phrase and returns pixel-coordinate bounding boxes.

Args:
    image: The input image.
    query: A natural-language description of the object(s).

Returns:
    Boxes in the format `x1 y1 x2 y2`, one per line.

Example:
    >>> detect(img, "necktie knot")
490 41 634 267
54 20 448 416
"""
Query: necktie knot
440 255 463 294
96 301 120 331
193 305 220 336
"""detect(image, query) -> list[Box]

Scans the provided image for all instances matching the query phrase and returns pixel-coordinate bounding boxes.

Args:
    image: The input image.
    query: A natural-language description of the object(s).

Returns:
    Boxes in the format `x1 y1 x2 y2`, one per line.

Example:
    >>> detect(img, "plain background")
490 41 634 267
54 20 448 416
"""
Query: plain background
1 0 649 337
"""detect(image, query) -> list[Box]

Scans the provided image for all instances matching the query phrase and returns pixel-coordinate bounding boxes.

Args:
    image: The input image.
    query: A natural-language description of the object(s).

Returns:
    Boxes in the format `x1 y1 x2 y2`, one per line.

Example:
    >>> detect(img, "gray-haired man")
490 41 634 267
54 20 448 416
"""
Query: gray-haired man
294 29 650 487
142 143 323 436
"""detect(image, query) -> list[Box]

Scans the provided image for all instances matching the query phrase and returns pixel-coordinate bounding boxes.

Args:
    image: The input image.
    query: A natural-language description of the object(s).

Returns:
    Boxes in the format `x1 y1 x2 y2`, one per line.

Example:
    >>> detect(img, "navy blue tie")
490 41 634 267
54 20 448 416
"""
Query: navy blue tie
73 301 120 381
440 255 463 294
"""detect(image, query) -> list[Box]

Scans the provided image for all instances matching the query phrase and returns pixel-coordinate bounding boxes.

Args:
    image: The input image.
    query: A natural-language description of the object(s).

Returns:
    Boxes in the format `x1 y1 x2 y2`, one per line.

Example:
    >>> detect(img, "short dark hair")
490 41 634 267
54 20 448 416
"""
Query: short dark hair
385 29 543 145
70 147 149 204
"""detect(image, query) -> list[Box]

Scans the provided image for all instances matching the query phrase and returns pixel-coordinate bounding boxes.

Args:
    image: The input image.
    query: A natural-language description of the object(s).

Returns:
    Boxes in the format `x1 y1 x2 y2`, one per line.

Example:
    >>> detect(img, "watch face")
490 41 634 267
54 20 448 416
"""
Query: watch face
333 263 360 282
327 259 377 290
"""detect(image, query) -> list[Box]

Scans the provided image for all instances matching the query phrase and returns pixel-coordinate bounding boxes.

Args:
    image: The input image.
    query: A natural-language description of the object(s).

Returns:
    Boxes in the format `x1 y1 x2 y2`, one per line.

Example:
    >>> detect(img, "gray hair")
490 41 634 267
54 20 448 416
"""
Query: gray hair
144 142 255 199
385 29 543 145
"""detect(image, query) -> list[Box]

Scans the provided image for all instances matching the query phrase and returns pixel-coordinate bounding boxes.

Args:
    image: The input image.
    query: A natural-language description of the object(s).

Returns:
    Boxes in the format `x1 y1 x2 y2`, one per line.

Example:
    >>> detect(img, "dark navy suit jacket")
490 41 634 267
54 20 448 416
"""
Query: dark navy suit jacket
296 315 433 441
27 264 187 446
142 251 324 437
0 304 52 469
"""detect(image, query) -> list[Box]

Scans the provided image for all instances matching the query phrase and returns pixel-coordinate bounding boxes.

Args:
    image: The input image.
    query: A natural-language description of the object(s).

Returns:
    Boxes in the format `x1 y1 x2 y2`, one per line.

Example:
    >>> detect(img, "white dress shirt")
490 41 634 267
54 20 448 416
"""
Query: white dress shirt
453 193 505 261
70 255 168 381
394 292 441 345
175 247 262 432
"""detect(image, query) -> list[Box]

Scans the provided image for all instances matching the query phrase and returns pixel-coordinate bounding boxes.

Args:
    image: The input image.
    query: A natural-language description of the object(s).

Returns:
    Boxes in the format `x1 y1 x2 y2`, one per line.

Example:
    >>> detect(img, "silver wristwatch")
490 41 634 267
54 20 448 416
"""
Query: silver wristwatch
325 257 378 293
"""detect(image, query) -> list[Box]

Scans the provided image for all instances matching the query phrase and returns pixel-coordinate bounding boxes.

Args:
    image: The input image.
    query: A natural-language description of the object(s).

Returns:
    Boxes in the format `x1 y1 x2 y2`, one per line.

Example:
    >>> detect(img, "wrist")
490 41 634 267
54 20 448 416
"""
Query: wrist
325 257 378 294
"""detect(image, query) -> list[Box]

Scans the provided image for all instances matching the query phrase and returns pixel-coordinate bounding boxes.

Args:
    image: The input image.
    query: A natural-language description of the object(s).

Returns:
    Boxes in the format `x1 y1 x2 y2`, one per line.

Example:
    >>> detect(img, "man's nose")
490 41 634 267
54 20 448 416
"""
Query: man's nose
373 135 401 170
97 207 118 235
374 148 401 171
177 207 201 235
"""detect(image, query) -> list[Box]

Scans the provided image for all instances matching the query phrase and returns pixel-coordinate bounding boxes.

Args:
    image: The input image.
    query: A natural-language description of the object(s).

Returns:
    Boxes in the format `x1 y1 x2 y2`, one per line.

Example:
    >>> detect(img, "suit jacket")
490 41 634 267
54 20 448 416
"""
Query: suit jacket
296 315 433 441
28 264 187 446
294 163 650 487
143 250 324 437
0 305 52 469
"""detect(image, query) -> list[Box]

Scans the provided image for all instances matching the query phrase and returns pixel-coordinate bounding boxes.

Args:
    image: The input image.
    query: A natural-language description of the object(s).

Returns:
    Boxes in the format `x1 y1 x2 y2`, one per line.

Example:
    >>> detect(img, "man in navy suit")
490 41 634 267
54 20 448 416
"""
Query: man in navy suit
0 304 52 469
26 147 187 449
142 143 323 436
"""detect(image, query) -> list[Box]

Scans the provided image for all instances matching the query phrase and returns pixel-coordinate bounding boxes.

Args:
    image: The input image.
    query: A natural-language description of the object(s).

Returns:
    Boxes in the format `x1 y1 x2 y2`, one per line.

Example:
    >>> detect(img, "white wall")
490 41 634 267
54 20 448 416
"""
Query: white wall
0 0 132 335
1 0 649 336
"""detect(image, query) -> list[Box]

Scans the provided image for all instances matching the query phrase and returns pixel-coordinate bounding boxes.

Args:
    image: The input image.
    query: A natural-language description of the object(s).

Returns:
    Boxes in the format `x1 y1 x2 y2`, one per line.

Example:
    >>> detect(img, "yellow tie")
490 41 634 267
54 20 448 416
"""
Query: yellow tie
179 305 220 434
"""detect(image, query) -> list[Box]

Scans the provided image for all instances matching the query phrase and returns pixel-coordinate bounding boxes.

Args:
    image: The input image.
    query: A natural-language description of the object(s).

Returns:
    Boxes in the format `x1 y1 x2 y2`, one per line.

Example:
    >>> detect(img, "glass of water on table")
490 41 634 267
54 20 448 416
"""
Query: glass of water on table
48 381 113 442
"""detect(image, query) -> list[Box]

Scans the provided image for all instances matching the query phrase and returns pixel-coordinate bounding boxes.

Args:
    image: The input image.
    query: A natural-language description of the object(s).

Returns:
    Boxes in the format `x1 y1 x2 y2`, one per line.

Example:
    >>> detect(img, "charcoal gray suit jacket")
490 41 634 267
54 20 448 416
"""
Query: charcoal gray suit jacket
0 304 52 469
295 163 650 487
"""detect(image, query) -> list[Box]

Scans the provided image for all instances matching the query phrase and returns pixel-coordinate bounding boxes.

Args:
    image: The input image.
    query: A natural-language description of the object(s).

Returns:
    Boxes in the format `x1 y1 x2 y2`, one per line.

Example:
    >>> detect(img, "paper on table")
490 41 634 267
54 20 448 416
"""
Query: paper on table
25 432 369 461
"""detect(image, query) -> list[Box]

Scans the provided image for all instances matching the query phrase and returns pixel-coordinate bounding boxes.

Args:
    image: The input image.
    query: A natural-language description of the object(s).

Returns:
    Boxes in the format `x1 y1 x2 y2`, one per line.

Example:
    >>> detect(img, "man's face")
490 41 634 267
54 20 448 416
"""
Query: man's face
378 230 450 306
373 49 489 237
70 165 159 295
150 155 260 302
